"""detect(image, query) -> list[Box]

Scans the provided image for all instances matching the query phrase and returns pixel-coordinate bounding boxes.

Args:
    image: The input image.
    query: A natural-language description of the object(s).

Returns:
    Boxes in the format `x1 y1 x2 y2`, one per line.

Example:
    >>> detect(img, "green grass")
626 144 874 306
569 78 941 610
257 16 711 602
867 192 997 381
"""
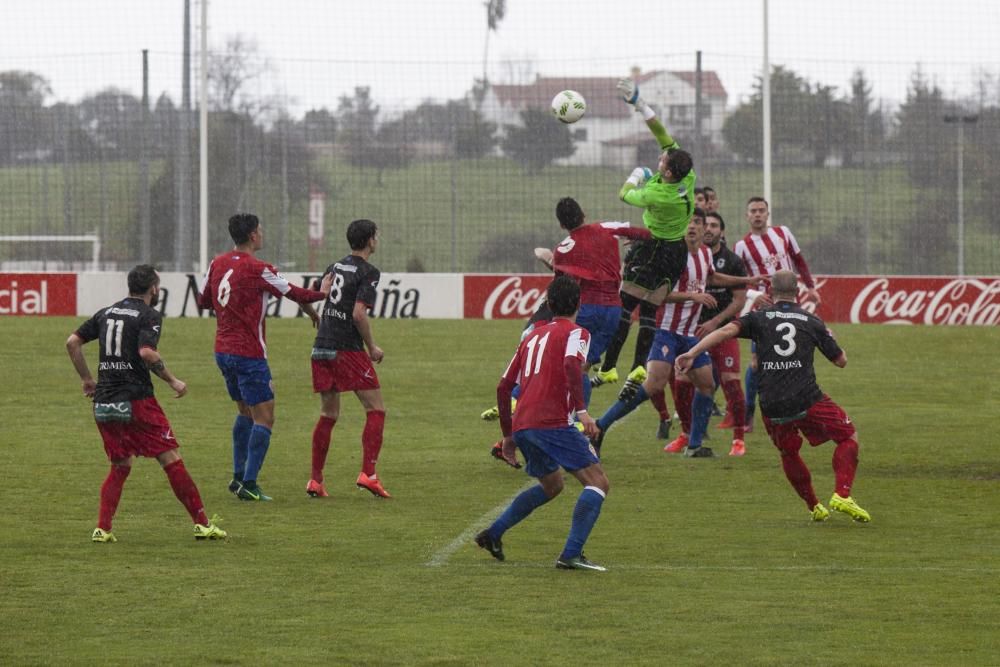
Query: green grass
1 317 998 665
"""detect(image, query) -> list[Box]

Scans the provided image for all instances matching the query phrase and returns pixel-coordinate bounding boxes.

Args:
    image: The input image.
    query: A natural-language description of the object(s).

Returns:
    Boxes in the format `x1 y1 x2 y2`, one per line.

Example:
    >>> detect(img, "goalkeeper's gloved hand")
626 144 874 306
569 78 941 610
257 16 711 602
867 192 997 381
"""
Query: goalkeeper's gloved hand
626 166 653 187
617 77 640 104
617 77 653 117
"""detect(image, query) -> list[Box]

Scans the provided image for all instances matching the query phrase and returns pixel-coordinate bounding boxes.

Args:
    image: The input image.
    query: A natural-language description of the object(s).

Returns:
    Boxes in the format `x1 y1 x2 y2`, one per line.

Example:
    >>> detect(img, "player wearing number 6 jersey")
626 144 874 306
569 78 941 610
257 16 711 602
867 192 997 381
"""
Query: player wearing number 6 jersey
675 270 871 523
308 219 391 499
197 213 331 502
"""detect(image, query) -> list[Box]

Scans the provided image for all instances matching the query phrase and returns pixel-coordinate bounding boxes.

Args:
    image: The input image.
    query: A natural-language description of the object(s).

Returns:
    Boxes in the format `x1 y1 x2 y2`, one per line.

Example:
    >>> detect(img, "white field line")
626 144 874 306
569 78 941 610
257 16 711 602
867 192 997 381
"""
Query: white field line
425 481 535 567
431 560 998 575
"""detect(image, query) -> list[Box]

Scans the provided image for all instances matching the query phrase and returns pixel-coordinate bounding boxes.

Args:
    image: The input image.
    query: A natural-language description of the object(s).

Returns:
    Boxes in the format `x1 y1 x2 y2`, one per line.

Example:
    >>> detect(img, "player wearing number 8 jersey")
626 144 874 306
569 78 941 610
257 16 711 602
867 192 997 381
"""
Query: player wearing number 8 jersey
197 213 331 501
675 270 871 522
308 218 391 499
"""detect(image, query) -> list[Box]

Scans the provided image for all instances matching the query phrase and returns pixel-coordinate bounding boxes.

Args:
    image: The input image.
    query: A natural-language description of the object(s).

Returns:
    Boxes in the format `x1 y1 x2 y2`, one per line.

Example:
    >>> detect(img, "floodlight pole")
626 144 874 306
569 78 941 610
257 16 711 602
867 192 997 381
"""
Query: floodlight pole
944 114 978 276
198 0 209 275
762 0 772 212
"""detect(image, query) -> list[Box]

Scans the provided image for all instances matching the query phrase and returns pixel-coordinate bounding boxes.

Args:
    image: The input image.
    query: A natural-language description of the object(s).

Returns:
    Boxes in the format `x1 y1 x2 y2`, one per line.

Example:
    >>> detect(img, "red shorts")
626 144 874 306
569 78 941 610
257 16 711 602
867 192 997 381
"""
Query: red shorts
762 396 856 453
708 337 741 374
95 397 179 461
312 350 380 393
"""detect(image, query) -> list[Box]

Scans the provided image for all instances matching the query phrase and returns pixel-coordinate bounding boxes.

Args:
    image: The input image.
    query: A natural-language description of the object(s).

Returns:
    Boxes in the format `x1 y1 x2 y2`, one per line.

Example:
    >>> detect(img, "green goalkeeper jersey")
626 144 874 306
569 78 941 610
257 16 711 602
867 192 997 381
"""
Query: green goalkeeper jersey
621 121 697 241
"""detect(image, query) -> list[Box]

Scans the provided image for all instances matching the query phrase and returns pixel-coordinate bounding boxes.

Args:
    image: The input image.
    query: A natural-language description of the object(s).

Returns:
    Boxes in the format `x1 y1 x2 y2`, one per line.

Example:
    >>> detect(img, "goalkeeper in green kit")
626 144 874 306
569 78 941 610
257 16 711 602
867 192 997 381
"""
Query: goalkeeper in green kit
592 76 699 401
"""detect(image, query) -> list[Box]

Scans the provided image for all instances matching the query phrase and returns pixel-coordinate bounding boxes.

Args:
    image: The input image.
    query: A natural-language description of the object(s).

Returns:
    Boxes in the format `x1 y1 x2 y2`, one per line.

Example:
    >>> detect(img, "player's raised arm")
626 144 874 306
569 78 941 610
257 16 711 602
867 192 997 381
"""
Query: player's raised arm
617 77 679 151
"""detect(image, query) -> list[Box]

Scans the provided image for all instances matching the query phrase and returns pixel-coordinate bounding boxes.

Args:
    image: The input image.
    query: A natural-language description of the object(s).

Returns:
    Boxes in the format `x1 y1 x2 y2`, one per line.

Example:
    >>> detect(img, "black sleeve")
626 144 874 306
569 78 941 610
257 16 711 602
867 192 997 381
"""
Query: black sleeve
75 313 100 342
730 253 747 278
734 312 755 340
357 266 380 307
138 310 163 351
814 319 843 362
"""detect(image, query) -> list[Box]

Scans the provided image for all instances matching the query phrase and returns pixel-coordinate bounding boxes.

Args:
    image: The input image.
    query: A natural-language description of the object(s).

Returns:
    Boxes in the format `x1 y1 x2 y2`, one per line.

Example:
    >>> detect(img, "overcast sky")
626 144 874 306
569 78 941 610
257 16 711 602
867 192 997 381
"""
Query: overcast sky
3 0 998 113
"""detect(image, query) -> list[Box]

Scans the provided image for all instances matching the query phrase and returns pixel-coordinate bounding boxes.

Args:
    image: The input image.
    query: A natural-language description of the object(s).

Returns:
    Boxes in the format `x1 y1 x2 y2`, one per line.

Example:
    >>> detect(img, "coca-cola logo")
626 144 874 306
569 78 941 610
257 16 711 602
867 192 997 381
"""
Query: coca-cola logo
482 276 547 320
793 277 827 313
849 278 1000 325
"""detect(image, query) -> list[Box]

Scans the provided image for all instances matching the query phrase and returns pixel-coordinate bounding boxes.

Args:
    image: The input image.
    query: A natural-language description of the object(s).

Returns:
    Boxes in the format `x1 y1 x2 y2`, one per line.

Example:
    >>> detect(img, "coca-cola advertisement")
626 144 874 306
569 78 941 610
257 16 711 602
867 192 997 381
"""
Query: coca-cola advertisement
465 274 1000 326
464 275 551 319
812 276 1000 326
0 273 76 316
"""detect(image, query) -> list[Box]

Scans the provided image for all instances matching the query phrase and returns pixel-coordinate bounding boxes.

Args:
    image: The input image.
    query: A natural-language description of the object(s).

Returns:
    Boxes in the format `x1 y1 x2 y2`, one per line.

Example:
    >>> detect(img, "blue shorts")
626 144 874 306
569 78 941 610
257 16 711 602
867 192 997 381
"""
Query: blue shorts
514 426 600 478
214 353 274 406
576 304 622 364
648 330 712 369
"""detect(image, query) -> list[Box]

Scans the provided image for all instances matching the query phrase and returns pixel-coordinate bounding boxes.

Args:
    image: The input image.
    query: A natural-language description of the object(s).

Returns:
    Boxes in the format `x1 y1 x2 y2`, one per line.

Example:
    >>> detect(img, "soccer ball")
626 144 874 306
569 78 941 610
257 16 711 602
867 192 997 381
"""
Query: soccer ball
551 90 586 124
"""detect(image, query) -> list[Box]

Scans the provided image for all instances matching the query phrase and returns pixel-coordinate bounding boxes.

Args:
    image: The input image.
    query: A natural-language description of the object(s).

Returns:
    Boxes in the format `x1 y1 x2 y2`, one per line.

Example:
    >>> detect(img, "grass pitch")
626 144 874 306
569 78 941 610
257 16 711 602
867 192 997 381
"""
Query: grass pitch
1 317 998 665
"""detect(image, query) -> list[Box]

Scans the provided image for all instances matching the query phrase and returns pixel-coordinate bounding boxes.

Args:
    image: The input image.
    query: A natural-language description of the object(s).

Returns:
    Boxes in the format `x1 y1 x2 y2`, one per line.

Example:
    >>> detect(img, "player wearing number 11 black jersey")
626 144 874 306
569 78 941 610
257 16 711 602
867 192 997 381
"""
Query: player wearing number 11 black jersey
675 270 871 523
308 218 391 499
67 265 226 542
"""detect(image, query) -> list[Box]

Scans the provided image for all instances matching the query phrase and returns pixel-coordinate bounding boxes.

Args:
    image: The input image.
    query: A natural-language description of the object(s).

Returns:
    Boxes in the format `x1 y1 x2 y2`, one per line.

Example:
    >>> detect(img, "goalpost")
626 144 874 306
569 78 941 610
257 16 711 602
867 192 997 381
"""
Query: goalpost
0 232 101 272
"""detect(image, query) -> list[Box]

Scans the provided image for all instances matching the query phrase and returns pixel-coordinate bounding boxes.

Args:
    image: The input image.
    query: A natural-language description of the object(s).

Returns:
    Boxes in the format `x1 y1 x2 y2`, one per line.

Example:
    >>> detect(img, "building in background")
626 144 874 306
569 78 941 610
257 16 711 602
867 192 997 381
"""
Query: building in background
480 69 728 168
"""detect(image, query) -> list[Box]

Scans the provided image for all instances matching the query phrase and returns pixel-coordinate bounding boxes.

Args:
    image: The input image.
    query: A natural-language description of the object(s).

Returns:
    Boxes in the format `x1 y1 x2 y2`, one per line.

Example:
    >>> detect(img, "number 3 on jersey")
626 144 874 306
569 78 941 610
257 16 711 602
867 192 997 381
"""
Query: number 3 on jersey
773 322 797 357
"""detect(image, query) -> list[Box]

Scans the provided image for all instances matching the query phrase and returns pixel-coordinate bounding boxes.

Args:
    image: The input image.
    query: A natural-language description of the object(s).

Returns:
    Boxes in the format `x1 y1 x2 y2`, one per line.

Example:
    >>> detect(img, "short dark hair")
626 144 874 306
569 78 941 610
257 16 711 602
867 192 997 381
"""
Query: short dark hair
746 196 769 209
347 218 378 250
707 211 725 230
127 264 159 295
702 186 717 197
546 275 580 317
692 206 706 222
229 213 260 245
555 197 585 231
666 149 693 181
694 187 705 197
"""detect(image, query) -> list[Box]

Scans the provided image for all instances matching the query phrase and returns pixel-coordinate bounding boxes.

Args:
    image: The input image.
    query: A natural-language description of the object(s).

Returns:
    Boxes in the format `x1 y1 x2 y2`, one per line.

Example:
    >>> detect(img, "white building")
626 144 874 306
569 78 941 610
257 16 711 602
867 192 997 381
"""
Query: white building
480 69 728 168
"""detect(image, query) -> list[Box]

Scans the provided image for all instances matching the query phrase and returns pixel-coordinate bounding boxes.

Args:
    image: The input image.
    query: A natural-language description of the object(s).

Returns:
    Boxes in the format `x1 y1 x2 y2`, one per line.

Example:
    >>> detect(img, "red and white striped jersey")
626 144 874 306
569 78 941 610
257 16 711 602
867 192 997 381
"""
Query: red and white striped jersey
733 226 803 285
658 246 714 337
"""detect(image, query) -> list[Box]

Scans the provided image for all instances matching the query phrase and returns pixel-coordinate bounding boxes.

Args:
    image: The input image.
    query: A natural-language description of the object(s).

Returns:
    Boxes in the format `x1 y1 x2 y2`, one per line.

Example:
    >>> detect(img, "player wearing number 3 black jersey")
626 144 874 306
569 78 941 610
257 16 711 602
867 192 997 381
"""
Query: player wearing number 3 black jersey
308 218 391 499
675 270 871 523
197 213 332 502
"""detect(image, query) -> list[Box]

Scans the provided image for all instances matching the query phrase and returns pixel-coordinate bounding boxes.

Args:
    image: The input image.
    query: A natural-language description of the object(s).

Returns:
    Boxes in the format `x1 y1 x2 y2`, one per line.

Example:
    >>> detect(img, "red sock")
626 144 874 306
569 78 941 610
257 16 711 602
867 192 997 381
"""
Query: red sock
780 451 819 509
832 438 859 497
722 378 747 439
672 381 695 434
98 465 131 531
163 459 208 526
311 415 336 482
649 389 671 421
361 410 386 476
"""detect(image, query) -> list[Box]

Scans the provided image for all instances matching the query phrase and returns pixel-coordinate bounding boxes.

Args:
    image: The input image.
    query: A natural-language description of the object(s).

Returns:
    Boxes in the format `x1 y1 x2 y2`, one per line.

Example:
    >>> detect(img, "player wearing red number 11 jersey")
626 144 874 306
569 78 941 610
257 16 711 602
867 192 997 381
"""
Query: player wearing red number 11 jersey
475 276 611 571
197 213 330 502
